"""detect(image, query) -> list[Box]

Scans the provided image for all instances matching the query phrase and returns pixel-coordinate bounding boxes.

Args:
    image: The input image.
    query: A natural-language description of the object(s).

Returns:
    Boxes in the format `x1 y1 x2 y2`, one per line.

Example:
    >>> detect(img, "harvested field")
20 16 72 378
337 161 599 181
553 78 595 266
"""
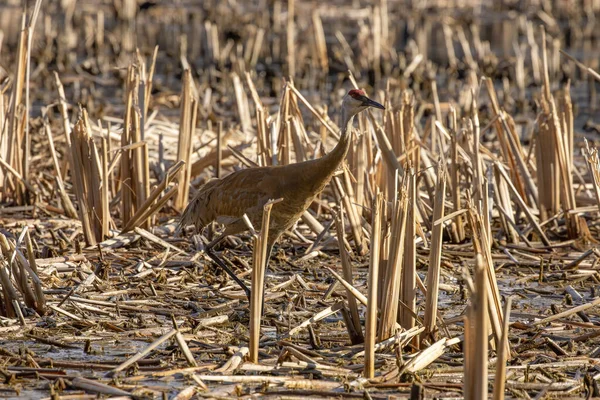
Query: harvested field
1 0 600 399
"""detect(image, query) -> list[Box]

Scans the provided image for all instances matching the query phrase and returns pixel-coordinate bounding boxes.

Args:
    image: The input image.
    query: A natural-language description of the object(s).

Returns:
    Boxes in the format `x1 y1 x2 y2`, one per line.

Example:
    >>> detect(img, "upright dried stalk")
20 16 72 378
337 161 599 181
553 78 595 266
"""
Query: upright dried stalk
312 10 328 73
121 66 137 224
378 175 409 340
70 116 105 246
464 254 489 400
364 192 383 379
333 175 367 256
470 96 483 206
0 232 44 315
335 207 363 344
44 110 77 218
449 107 465 243
537 26 578 237
493 297 512 400
4 4 46 203
232 72 252 140
400 169 416 331
122 161 185 232
286 0 295 78
249 199 281 363
466 205 505 355
0 258 19 317
423 167 446 340
25 230 45 315
175 69 198 211
22 1 42 196
484 78 531 204
493 165 518 244
583 140 600 209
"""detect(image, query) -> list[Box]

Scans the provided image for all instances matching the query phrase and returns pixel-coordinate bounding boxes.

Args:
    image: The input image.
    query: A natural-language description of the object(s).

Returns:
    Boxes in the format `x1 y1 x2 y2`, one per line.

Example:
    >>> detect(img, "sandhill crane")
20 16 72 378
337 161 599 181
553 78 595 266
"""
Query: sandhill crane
178 89 384 298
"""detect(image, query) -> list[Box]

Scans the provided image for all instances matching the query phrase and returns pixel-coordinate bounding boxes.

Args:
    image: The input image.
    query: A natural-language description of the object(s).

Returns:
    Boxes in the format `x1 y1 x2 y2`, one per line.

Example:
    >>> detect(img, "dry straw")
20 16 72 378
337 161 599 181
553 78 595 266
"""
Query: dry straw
364 191 383 378
0 2 599 398
249 198 282 363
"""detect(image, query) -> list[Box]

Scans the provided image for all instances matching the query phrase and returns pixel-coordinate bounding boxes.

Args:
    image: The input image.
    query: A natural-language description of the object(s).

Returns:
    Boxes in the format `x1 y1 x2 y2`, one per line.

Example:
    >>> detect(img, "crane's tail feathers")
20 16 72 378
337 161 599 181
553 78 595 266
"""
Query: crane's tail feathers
177 194 207 237
177 179 218 237
176 202 194 237
174 221 185 237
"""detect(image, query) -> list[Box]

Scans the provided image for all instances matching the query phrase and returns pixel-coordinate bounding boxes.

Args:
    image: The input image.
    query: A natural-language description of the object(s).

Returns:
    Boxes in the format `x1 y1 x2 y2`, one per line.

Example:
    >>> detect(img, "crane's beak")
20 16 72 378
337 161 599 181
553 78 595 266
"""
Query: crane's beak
362 96 385 110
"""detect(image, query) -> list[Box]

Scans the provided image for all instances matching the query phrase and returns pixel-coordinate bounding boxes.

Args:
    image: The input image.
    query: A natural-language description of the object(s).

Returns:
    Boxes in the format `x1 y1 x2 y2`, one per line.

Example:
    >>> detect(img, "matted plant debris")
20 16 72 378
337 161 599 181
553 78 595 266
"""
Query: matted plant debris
1 1 600 399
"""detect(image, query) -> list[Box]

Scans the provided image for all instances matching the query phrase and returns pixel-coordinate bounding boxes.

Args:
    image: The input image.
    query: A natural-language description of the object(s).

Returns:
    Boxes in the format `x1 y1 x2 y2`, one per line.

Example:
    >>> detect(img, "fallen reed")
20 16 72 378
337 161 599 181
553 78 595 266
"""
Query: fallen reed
0 1 599 399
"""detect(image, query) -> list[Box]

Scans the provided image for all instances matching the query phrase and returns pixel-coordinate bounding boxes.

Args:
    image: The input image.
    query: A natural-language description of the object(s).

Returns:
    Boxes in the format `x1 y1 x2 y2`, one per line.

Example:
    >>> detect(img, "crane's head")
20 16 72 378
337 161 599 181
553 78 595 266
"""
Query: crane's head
343 89 385 115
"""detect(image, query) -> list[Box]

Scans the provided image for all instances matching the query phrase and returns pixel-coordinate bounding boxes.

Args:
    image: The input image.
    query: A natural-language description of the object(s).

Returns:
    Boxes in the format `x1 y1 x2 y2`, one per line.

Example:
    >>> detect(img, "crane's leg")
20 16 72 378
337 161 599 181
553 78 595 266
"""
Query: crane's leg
205 230 229 251
204 231 251 300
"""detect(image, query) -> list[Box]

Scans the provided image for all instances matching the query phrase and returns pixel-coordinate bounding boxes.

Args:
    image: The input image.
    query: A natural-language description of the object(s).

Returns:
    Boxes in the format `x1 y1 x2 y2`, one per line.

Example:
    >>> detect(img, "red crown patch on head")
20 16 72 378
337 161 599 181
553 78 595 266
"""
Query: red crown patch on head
348 89 366 99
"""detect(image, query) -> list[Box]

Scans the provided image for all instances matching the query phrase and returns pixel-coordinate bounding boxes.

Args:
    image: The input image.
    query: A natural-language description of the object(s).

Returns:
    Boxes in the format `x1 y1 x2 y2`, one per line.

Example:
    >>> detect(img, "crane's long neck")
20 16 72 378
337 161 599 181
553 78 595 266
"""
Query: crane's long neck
321 106 354 168
299 105 355 194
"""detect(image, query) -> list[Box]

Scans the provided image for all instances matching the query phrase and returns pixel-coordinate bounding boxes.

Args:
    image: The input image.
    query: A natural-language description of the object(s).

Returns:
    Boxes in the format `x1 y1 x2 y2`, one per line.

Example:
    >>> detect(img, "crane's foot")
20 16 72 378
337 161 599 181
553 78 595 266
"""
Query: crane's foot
204 248 252 301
